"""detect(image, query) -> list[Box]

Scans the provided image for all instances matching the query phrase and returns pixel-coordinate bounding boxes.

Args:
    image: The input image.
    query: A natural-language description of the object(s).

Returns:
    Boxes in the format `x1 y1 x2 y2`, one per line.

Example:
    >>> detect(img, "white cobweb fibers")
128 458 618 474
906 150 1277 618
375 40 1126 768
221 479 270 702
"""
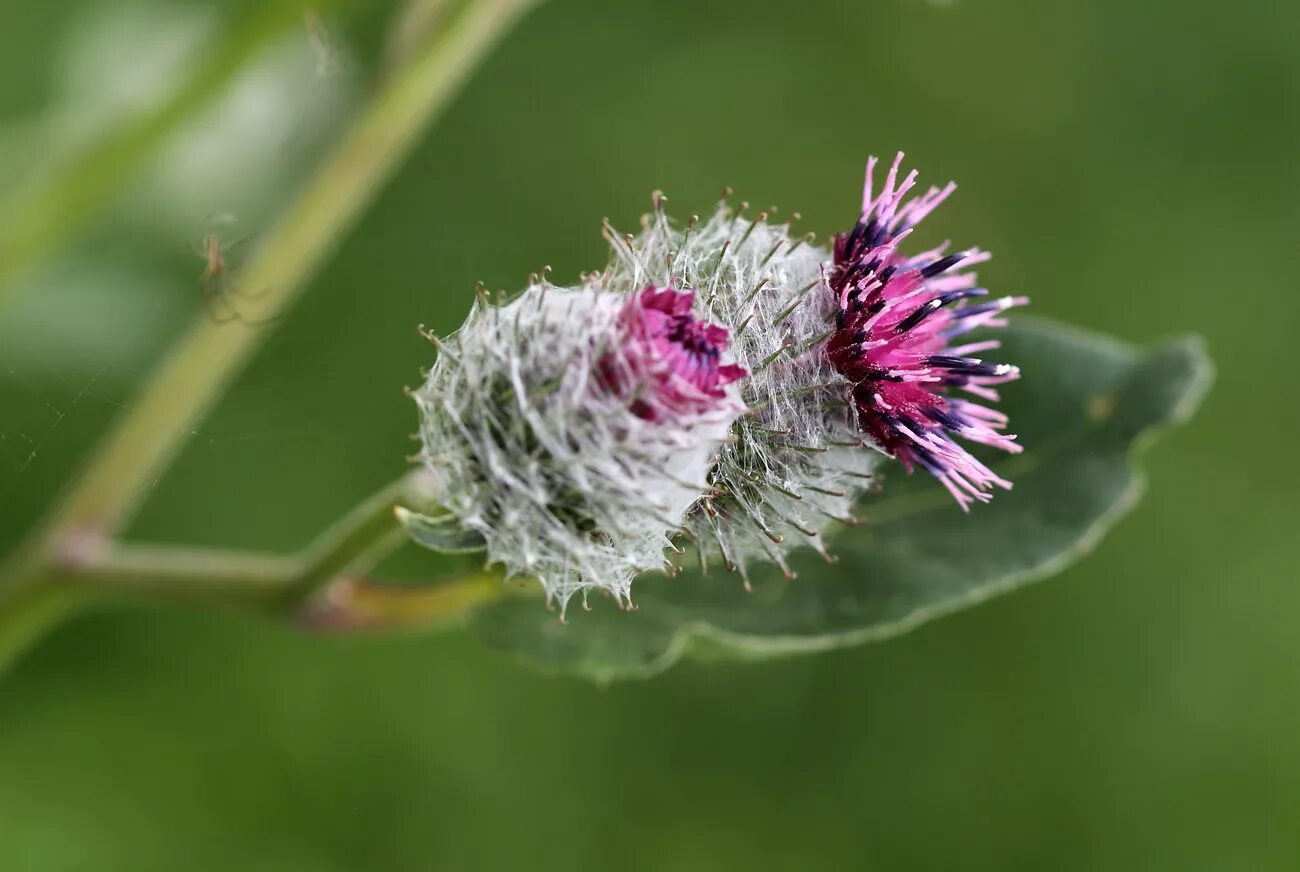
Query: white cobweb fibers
595 198 883 583
413 285 742 612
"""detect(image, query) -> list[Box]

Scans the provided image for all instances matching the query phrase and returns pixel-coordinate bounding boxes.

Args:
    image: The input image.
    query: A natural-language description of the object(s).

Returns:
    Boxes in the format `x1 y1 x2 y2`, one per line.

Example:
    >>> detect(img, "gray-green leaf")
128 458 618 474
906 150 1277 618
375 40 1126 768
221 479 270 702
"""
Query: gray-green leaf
470 318 1213 682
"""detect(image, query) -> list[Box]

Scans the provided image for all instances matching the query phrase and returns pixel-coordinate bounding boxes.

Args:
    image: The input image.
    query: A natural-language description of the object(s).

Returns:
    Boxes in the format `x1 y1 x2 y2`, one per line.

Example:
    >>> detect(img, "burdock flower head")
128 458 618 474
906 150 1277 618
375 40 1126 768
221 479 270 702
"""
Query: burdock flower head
827 154 1028 509
412 154 1028 604
413 279 745 611
595 196 881 581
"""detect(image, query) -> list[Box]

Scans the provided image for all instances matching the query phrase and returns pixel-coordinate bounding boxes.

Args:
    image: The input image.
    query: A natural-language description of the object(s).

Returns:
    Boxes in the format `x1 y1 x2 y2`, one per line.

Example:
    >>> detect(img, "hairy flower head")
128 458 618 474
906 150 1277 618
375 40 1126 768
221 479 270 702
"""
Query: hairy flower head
413 283 745 610
413 156 1027 605
595 197 880 581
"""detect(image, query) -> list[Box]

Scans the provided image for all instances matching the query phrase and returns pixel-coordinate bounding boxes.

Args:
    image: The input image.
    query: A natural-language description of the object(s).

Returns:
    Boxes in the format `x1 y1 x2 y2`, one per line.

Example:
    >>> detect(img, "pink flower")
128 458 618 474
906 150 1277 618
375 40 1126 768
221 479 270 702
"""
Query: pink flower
607 285 747 422
826 154 1028 510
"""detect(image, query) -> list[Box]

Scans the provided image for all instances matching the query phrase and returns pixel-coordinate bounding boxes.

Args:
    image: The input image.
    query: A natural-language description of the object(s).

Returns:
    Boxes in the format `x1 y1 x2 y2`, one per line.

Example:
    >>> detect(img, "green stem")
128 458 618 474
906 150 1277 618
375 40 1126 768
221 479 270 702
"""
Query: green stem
58 554 509 631
0 473 507 673
281 475 419 604
0 475 411 666
49 474 422 613
384 0 457 72
298 572 507 633
59 547 298 610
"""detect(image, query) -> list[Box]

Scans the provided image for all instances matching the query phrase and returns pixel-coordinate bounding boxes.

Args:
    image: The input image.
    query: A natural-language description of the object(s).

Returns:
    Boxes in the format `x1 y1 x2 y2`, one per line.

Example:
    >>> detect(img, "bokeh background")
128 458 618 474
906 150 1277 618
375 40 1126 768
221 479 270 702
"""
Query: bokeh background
0 0 1296 868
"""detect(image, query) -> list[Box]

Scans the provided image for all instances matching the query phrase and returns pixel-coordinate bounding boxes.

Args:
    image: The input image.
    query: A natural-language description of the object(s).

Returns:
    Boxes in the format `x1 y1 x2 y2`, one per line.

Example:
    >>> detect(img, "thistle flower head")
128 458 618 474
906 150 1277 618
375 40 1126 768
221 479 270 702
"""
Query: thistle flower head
596 199 880 581
827 153 1028 509
413 283 744 611
414 156 1028 605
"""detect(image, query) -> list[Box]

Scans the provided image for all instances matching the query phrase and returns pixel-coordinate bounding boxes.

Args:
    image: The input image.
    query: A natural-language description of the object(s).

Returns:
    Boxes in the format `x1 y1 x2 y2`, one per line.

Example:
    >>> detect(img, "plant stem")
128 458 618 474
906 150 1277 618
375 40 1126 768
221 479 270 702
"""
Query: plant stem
0 473 507 672
48 473 427 613
384 0 457 72
0 476 409 665
280 475 419 604
60 547 298 610
299 573 507 633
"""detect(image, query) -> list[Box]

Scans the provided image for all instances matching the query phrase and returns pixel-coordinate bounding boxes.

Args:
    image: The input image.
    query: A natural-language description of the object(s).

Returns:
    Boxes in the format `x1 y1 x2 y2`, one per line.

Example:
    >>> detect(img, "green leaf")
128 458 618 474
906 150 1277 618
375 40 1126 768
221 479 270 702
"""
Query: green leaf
396 506 487 555
469 318 1214 681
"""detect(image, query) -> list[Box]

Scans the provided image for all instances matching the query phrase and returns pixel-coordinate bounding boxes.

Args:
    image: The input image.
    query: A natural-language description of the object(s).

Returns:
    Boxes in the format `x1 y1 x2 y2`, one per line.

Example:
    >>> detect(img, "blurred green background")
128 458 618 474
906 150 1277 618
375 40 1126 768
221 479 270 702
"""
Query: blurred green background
0 0 1295 868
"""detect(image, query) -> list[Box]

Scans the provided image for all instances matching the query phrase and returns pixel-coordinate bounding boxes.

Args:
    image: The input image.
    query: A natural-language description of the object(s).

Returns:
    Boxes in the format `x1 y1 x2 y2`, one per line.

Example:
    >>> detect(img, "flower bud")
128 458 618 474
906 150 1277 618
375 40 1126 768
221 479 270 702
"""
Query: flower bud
594 202 880 582
413 282 745 611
